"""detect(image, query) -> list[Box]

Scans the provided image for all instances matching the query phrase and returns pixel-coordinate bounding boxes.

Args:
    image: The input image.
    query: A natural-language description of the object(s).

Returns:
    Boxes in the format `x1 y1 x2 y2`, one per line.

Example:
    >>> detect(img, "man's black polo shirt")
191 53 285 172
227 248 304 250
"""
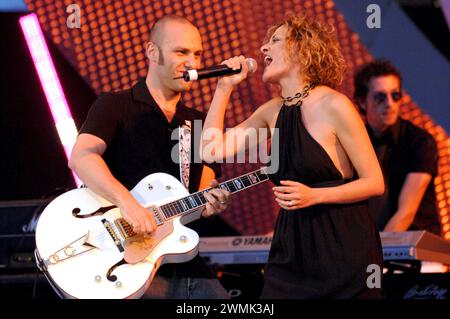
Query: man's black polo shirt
366 118 441 235
79 78 220 277
80 78 219 192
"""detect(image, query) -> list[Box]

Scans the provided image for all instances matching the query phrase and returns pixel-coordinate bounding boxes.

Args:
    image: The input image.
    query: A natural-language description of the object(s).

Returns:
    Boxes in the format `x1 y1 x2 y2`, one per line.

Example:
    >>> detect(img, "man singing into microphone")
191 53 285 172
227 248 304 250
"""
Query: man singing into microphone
69 15 231 298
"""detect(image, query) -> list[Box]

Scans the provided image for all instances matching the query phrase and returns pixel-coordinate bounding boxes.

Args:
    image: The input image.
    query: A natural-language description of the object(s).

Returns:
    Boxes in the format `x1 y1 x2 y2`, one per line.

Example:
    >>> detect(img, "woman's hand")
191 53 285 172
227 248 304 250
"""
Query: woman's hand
273 180 319 210
216 55 250 89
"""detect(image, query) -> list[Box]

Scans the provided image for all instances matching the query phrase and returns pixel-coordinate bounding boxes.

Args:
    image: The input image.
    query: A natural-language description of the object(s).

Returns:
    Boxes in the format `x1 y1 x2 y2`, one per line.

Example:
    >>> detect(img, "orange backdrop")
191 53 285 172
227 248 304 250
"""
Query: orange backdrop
25 0 450 238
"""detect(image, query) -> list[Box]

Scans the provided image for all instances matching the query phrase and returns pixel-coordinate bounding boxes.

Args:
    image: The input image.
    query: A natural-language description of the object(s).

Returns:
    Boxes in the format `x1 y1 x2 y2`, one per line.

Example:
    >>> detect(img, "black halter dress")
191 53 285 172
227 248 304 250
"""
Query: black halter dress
261 103 383 298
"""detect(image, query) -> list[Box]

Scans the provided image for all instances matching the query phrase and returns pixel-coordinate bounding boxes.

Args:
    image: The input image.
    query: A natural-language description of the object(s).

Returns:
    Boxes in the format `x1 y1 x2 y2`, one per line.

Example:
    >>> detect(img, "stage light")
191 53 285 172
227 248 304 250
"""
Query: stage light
19 13 81 187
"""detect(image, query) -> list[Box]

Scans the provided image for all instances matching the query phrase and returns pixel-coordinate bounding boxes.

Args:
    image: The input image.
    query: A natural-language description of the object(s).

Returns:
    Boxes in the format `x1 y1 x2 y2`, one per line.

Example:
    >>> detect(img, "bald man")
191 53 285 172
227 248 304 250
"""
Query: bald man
69 15 230 298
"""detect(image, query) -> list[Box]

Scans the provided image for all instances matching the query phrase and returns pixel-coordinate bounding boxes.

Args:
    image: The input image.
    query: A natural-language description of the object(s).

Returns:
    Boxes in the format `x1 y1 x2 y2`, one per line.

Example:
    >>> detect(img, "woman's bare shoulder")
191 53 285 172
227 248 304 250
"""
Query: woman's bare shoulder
255 97 283 123
259 96 282 111
316 87 357 117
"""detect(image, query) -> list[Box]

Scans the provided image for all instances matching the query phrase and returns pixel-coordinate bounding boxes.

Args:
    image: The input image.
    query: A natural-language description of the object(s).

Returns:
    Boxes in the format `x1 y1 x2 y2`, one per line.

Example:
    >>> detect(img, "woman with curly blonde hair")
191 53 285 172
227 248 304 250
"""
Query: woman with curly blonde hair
201 15 384 298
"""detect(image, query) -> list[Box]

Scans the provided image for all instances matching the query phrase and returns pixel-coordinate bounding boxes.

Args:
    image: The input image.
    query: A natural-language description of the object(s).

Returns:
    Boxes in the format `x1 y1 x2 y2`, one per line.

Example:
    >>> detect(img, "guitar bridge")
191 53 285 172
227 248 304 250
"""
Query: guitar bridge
115 218 135 239
114 206 164 241
102 219 124 252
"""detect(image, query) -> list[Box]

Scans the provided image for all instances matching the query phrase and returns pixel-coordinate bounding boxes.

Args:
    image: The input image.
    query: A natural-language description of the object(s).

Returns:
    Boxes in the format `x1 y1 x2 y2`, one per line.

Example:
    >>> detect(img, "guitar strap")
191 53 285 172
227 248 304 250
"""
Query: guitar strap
179 120 191 190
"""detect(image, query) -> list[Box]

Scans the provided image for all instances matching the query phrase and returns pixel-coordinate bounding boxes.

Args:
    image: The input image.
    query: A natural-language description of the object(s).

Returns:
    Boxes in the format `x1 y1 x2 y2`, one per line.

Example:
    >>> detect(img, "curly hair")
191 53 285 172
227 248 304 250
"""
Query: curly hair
264 14 346 89
354 59 403 102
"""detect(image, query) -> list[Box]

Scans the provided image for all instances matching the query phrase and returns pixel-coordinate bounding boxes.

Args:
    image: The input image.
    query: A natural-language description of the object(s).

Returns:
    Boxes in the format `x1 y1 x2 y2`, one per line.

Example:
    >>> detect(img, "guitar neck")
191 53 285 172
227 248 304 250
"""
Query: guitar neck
158 167 269 221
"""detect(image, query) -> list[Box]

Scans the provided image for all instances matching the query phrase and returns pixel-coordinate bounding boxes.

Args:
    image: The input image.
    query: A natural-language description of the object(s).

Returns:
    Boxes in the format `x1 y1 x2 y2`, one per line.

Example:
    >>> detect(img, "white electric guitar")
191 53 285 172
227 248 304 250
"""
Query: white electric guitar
34 167 269 299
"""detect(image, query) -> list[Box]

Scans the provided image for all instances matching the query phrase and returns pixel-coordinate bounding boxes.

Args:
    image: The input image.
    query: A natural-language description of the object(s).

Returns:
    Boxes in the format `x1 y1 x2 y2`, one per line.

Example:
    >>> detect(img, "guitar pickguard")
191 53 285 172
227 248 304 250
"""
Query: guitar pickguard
124 220 174 264
106 220 175 282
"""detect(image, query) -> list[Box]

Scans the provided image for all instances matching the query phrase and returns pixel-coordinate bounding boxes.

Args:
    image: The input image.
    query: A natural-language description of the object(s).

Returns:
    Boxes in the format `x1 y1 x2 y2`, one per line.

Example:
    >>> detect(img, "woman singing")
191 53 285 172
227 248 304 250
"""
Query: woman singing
201 15 384 298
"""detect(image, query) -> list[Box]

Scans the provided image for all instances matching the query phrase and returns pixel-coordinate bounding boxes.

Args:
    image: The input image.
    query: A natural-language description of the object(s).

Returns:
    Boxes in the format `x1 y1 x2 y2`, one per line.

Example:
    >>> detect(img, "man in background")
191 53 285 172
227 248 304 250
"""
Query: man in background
354 59 441 235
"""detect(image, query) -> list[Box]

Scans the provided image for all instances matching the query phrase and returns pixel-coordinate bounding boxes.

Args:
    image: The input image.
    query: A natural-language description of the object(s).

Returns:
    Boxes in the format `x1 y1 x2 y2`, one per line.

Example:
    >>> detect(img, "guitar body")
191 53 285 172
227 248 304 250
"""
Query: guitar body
35 173 200 299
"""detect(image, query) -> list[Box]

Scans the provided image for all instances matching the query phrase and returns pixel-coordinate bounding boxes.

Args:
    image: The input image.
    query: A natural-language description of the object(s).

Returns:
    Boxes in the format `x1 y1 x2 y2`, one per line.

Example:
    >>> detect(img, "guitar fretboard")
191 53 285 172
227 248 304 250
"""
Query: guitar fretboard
159 168 269 220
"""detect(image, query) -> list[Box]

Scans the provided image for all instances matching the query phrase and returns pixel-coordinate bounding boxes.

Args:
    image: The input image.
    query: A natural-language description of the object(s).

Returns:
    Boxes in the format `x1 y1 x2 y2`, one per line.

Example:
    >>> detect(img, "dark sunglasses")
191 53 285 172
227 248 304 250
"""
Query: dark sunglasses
372 91 402 105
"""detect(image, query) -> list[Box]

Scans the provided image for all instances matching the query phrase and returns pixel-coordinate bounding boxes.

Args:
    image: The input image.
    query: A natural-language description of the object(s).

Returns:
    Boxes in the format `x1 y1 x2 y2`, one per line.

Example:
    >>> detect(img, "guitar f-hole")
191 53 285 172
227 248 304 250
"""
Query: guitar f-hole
72 205 116 218
106 258 127 282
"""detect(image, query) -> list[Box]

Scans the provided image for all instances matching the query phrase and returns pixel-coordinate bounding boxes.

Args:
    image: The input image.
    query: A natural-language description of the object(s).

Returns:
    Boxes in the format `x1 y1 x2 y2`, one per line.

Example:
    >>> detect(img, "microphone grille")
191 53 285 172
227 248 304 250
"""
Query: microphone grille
246 58 258 73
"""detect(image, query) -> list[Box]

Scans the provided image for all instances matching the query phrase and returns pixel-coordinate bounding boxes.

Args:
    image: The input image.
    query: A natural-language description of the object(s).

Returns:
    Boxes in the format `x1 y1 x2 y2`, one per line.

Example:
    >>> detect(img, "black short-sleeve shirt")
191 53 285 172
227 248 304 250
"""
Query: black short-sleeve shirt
79 78 221 277
80 78 220 192
366 118 441 235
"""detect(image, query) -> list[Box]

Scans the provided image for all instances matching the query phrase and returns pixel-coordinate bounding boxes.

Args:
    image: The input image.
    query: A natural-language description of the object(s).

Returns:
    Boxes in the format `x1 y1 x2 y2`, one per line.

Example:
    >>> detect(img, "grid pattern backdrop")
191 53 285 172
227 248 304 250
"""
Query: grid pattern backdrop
25 0 450 238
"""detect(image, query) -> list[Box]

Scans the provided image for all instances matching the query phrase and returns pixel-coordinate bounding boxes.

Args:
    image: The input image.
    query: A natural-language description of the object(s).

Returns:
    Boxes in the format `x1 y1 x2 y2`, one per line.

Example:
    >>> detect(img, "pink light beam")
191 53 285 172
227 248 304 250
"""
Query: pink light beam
19 13 81 187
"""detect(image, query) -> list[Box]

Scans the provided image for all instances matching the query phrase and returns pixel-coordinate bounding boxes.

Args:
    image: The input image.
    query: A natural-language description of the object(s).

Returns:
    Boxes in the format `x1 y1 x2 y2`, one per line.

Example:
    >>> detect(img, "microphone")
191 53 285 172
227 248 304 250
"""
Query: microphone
174 58 258 81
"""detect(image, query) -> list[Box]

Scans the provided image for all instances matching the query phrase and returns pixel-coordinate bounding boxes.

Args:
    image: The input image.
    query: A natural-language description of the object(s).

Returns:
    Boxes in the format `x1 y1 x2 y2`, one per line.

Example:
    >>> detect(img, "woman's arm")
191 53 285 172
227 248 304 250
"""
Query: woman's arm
316 93 385 203
200 56 278 163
